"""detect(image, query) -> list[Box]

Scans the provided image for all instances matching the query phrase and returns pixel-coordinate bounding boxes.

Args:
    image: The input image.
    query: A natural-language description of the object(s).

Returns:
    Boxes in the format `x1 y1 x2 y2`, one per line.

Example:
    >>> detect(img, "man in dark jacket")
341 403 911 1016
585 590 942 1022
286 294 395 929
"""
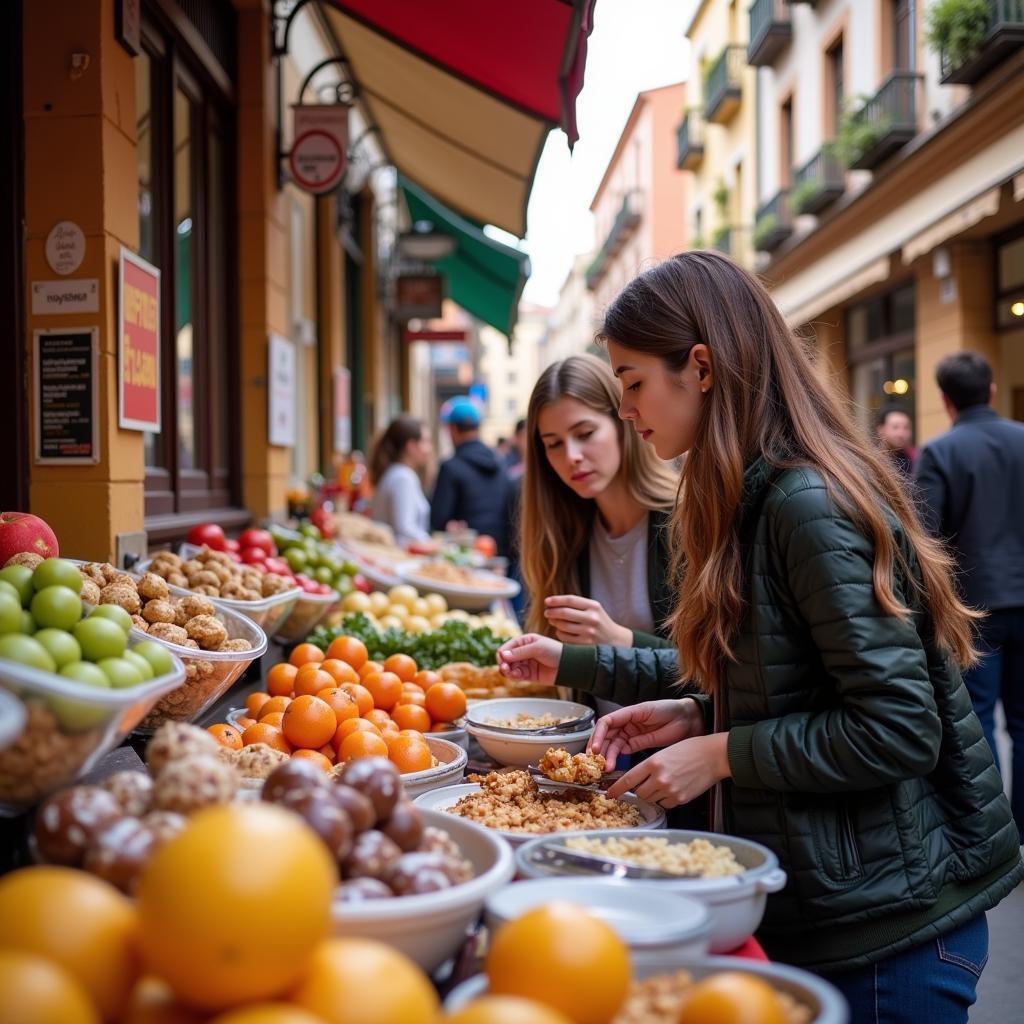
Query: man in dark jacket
915 352 1024 840
430 397 513 555
876 403 915 479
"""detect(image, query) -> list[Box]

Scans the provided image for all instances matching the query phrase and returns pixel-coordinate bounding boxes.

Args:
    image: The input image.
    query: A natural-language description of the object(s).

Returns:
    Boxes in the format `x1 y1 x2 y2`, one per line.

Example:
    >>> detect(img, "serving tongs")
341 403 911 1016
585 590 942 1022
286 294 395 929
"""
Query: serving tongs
531 843 697 880
468 709 596 736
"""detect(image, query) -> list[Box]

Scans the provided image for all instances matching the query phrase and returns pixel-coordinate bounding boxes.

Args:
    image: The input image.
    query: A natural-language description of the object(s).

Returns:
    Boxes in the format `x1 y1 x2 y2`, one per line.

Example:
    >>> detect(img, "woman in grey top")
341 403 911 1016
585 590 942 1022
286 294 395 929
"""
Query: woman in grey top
368 415 432 547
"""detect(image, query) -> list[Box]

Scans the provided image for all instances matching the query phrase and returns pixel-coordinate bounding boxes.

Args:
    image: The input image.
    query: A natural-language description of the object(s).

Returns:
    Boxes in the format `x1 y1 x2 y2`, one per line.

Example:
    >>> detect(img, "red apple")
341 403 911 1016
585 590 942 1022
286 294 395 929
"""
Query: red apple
240 546 268 565
0 512 59 564
224 538 240 553
187 523 226 550
264 557 291 577
353 575 370 594
238 528 276 556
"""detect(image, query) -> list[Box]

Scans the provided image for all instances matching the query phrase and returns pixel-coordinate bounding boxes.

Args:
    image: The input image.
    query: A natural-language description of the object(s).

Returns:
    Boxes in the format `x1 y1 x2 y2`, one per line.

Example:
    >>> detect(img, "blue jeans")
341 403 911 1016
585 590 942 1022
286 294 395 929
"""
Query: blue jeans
963 606 1024 841
818 915 988 1024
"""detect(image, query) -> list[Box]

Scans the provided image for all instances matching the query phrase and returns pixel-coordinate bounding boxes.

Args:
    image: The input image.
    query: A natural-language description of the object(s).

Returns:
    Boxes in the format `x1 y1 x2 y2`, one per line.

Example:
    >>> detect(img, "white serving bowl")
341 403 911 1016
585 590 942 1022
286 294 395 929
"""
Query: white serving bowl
400 565 520 612
445 954 848 1024
330 808 515 973
515 828 788 953
413 780 666 847
401 736 468 799
464 697 595 768
485 878 711 968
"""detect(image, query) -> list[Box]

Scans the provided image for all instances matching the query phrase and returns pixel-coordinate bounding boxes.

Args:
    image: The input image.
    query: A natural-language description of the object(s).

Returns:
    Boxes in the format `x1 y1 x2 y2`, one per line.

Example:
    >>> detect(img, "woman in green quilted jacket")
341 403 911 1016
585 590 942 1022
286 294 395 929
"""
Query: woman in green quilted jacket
497 252 1023 1024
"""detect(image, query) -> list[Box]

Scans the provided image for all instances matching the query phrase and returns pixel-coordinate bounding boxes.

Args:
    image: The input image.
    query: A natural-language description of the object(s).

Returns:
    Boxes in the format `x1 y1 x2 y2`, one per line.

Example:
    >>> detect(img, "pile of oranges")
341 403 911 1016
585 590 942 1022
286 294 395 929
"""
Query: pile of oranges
206 636 467 774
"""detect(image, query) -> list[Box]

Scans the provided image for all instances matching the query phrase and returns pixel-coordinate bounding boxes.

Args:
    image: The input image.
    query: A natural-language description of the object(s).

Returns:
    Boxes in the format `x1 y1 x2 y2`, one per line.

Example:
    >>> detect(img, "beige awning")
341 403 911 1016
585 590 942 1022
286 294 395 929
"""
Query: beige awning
786 257 892 327
900 186 1002 265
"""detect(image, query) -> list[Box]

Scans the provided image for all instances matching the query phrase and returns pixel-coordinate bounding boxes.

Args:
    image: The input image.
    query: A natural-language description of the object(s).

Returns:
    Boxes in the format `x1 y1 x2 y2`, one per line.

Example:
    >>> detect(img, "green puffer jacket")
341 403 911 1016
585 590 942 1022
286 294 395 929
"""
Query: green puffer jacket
557 460 1024 972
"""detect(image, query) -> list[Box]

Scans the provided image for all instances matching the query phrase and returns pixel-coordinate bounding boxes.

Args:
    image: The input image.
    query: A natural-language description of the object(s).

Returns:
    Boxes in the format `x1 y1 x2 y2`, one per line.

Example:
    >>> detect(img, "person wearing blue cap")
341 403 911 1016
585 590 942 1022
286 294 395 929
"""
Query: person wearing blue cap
430 397 513 554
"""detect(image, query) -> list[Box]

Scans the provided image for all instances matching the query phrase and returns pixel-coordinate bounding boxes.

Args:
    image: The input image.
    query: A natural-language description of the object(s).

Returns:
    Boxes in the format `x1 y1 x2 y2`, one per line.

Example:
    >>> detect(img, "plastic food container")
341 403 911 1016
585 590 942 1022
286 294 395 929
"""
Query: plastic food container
130 604 268 734
0 653 186 815
515 828 788 953
331 808 515 973
445 954 849 1024
271 587 338 644
485 878 712 967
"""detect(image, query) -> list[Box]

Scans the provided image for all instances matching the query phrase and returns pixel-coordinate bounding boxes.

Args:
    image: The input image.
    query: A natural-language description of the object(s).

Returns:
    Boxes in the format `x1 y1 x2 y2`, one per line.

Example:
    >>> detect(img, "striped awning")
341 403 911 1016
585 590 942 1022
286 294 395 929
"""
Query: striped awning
322 1 595 237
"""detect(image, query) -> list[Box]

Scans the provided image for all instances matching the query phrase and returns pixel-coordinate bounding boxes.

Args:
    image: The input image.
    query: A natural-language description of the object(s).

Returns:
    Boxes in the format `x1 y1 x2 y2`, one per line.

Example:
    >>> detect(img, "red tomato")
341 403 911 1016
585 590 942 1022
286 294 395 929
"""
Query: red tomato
264 557 292 577
187 523 226 550
353 575 371 594
224 538 240 553
240 546 268 565
239 528 277 556
474 535 497 558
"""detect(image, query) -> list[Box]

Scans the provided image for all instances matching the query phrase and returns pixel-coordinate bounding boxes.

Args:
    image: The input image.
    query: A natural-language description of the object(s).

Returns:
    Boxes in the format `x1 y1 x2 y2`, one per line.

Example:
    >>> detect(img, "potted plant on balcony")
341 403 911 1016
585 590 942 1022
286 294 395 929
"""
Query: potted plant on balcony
753 212 780 252
789 178 822 215
925 0 991 72
834 97 890 169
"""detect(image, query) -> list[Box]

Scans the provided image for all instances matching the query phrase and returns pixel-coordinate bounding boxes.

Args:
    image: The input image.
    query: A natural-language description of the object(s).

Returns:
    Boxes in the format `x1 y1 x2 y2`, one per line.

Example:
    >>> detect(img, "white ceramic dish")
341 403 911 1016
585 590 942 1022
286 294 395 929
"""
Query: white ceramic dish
465 697 595 767
515 828 788 953
445 954 849 1024
400 565 520 612
413 780 666 847
401 736 469 799
464 697 593 732
331 808 515 973
485 878 712 968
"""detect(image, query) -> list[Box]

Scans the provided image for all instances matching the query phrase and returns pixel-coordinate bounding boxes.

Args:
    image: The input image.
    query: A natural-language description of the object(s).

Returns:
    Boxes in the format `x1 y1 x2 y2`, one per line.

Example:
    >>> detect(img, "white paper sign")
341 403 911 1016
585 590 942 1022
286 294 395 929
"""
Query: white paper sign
268 333 296 447
45 221 86 275
289 104 348 194
333 367 351 454
31 279 100 315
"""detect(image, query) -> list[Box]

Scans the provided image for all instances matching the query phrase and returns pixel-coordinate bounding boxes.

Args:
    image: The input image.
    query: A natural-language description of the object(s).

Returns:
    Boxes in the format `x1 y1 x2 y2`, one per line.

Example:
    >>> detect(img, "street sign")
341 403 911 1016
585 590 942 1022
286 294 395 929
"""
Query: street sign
288 104 348 194
396 274 444 319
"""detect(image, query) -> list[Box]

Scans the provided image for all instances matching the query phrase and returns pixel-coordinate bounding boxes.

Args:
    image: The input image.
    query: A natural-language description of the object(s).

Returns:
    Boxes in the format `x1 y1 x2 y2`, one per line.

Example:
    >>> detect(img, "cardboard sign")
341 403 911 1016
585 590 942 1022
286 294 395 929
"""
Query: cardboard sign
118 248 161 432
289 104 349 194
268 334 297 447
34 328 100 464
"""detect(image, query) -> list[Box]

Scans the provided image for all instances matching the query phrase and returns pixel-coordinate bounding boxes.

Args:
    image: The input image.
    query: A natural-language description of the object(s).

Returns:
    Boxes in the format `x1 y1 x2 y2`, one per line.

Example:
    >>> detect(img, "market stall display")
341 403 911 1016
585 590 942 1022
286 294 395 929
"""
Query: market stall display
401 560 521 612
464 698 595 766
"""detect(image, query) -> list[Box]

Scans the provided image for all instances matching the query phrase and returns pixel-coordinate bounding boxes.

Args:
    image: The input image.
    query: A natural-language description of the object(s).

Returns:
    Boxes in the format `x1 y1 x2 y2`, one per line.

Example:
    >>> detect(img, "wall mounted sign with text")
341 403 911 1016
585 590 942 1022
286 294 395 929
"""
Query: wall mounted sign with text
31 279 100 315
289 104 349 194
34 327 100 464
268 334 297 447
118 247 161 432
45 221 86 276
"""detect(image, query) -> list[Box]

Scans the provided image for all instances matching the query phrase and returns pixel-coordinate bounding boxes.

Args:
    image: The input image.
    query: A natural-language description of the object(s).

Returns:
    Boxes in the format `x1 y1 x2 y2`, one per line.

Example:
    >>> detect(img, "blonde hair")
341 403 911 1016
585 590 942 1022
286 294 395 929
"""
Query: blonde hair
599 252 979 692
520 354 679 636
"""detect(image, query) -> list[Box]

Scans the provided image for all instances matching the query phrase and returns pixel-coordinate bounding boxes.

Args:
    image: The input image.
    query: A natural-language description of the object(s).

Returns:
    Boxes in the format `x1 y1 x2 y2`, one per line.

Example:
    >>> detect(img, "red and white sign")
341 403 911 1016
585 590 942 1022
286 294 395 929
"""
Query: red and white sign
118 247 161 432
289 104 348 194
333 367 351 454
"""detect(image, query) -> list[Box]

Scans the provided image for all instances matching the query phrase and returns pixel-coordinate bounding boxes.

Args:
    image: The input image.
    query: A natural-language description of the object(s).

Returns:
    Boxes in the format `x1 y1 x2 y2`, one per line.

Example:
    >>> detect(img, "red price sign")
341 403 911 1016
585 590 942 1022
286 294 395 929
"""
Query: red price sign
118 248 161 432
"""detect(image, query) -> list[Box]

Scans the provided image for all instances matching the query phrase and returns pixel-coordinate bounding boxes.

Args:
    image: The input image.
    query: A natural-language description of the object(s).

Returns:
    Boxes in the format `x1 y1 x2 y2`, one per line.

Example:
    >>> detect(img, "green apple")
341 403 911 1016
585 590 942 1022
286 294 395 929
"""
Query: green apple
314 566 333 585
89 603 133 635
31 558 83 594
122 649 155 680
131 640 176 678
31 586 83 632
97 657 143 688
0 565 33 606
53 661 111 731
284 547 307 573
0 633 57 673
73 616 127 661
0 592 22 635
34 628 82 668
19 611 36 634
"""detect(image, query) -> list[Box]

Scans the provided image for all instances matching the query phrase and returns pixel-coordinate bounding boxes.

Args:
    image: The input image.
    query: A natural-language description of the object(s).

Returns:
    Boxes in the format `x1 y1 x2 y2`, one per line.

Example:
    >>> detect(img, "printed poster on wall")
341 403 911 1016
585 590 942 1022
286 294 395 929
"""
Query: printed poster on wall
33 328 100 464
268 333 297 447
118 247 161 432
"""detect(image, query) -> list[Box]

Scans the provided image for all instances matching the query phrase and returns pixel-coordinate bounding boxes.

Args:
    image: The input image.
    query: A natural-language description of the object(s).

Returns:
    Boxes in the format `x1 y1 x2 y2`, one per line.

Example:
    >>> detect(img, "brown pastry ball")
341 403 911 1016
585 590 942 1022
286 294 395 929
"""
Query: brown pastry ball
145 721 219 775
342 829 402 882
151 754 238 814
34 786 123 866
337 878 393 902
331 784 377 833
262 759 329 807
387 852 459 897
379 801 424 853
83 818 157 894
102 771 154 817
337 757 401 821
288 789 354 861
141 810 188 846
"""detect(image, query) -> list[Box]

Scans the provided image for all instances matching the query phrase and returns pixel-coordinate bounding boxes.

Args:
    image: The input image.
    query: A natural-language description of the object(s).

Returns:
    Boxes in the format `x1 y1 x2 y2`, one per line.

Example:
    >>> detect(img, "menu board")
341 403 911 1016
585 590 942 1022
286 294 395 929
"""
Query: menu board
34 328 100 464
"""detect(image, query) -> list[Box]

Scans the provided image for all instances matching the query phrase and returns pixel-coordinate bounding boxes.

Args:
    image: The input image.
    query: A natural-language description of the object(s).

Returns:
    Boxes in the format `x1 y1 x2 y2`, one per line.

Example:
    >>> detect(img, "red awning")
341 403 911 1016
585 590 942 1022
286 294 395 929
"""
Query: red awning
321 0 595 236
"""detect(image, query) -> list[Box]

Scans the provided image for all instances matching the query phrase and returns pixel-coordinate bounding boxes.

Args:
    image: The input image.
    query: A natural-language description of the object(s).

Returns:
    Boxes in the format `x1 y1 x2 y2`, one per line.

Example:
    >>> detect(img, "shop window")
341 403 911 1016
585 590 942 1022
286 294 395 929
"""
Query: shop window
137 13 237 525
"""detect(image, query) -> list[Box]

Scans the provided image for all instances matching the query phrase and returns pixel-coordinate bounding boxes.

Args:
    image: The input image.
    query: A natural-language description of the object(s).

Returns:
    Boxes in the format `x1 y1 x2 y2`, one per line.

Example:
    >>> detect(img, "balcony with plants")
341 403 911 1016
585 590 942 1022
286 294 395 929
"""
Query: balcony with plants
790 144 845 215
584 189 643 290
703 46 745 124
833 72 920 171
676 110 706 170
927 0 1024 84
749 0 793 66
753 189 793 252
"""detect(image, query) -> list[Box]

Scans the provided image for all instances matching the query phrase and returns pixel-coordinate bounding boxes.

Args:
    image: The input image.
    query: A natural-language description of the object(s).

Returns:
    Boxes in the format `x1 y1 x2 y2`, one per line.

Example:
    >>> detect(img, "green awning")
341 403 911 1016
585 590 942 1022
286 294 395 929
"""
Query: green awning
398 174 530 338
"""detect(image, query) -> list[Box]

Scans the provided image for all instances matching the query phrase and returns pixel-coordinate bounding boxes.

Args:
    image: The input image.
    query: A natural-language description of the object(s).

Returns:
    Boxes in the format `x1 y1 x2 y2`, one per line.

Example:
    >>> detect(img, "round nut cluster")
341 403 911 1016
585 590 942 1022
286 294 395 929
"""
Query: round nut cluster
148 547 293 601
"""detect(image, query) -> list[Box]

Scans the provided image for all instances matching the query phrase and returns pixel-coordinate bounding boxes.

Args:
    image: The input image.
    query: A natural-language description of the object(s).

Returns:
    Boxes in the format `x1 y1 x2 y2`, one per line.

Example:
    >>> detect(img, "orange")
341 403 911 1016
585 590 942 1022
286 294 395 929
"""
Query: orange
382 653 418 682
429 721 456 732
357 659 383 681
485 902 631 1024
338 730 390 762
325 635 368 670
241 723 292 754
291 749 333 773
208 1005 327 1024
413 669 441 690
315 687 359 724
0 949 101 1024
387 735 433 773
206 724 243 751
290 938 438 1024
391 703 431 733
258 695 292 719
259 712 285 730
121 976 205 1024
339 682 374 717
266 663 298 698
318 658 359 687
361 671 402 711
282 695 337 749
136 804 337 1012
235 716 257 731
288 643 325 669
332 718 381 751
293 666 335 699
677 972 787 1024
246 692 272 718
364 708 396 733
446 996 574 1024
0 866 139 1021
396 689 427 708
316 744 337 764
424 682 466 723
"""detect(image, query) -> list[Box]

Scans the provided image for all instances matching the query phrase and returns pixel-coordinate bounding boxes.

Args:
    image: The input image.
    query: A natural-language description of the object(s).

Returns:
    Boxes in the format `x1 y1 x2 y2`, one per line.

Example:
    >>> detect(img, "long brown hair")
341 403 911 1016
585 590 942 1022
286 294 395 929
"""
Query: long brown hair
368 415 424 485
599 252 978 691
520 354 679 636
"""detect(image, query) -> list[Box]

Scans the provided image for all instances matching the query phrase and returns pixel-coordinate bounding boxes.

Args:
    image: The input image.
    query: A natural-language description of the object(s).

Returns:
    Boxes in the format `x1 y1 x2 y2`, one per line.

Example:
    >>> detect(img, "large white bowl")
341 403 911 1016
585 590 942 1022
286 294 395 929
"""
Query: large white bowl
515 828 788 953
445 955 848 1024
400 565 520 612
401 736 468 799
465 697 595 767
330 808 515 972
413 780 666 846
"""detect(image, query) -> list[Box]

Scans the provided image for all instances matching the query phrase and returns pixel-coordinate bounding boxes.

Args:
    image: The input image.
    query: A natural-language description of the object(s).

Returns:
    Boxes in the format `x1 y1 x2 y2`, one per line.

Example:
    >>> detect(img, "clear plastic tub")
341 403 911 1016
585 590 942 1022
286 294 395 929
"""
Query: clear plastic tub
0 651 186 815
129 603 268 734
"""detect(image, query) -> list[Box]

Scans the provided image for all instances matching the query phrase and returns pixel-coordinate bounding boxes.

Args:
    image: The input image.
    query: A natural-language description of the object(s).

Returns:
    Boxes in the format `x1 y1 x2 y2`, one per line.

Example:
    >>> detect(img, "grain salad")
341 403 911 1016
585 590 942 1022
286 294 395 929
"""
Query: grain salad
564 835 744 878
